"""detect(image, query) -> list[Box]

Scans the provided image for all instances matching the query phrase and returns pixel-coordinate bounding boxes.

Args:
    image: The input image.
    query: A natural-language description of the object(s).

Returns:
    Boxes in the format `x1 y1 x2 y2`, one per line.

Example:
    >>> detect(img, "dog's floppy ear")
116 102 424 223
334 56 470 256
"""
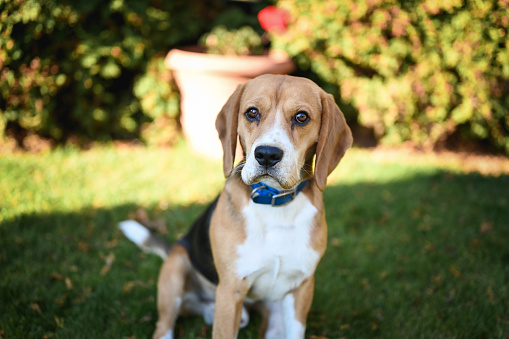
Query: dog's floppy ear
215 84 245 178
314 92 353 191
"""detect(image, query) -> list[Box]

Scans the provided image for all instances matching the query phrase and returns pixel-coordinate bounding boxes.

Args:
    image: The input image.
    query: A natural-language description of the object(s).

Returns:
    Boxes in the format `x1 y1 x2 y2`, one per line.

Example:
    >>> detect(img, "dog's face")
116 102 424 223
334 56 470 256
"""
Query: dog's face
237 76 322 190
216 74 352 191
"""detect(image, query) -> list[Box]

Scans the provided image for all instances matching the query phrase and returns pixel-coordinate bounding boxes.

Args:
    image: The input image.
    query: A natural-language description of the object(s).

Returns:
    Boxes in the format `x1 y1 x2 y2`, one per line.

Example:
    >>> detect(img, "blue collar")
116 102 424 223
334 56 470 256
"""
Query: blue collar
250 181 308 206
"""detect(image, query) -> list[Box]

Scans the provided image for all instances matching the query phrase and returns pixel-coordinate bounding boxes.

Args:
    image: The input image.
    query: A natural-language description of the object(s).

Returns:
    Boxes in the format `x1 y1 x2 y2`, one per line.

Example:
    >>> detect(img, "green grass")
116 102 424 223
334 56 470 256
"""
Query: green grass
1 143 508 338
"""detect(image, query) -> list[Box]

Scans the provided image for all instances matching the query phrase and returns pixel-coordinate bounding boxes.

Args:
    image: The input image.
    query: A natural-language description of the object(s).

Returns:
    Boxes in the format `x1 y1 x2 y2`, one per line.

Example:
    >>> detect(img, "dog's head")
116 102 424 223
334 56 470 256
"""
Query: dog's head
216 74 352 191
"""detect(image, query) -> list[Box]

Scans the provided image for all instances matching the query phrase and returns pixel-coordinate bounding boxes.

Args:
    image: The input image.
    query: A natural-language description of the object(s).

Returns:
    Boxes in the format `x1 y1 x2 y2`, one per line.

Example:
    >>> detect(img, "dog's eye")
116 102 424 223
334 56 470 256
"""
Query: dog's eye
293 112 310 125
245 108 260 122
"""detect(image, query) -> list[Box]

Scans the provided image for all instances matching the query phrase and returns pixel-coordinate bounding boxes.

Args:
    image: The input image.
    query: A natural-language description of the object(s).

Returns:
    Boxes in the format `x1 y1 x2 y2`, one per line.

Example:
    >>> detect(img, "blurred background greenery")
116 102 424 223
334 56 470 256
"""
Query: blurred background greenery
1 0 508 154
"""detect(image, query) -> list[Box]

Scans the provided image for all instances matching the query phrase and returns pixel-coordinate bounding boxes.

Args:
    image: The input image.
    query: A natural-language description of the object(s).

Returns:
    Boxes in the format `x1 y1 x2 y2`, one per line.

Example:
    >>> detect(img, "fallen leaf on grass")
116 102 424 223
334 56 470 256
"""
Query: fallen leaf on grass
480 221 493 233
65 278 73 290
123 280 149 293
100 253 115 275
30 303 42 314
77 241 90 253
449 265 461 278
50 273 63 281
54 316 64 329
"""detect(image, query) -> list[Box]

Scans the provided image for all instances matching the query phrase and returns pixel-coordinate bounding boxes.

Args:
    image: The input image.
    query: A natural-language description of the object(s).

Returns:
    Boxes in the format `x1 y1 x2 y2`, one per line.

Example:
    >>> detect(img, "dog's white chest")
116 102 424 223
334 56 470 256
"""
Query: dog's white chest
236 194 320 301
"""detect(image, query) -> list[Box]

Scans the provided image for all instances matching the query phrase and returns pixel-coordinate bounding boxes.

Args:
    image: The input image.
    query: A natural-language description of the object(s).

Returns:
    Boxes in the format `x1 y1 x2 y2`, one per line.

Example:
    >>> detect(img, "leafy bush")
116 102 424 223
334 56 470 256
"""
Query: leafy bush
198 6 271 56
200 25 264 56
274 0 509 153
0 0 213 146
134 56 180 146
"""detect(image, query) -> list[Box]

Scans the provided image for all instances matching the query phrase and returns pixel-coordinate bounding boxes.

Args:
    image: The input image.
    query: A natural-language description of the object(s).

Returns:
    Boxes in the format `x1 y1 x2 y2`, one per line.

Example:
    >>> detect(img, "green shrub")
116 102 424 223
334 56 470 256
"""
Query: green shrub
198 6 267 56
134 56 180 146
0 0 213 145
200 25 264 56
274 0 509 153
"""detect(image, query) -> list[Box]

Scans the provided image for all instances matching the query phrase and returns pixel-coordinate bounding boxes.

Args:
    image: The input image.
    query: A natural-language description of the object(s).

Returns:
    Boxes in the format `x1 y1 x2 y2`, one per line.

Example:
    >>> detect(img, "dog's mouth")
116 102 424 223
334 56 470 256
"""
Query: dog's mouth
255 173 276 184
240 152 301 190
250 170 298 190
249 171 276 184
241 168 280 188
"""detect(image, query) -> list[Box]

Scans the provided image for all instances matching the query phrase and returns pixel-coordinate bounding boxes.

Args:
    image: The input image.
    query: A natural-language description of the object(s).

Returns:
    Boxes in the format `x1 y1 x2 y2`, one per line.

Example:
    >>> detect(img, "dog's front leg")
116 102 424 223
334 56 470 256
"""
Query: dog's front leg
212 278 249 339
281 276 315 339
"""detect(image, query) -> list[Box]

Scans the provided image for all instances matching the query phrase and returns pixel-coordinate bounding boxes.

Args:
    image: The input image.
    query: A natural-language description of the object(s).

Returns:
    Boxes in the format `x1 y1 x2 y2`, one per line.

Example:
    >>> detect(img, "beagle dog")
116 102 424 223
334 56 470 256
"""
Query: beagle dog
119 74 352 339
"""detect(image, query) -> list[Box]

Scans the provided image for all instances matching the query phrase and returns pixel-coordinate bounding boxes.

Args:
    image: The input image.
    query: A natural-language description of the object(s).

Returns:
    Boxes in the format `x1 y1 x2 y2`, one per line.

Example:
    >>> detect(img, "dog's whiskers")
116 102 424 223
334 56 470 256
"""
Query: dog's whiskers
233 161 245 176
300 167 313 177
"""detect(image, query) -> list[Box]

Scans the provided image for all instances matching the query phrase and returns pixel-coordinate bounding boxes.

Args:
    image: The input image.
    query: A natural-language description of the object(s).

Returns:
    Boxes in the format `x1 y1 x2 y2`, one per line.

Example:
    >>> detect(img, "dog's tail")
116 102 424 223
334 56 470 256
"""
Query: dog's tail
118 220 172 260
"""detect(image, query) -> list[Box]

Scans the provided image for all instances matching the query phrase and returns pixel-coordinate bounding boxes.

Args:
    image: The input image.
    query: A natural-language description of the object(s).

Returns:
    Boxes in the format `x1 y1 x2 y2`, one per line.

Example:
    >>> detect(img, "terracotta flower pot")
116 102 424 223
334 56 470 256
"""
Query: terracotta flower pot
165 47 295 159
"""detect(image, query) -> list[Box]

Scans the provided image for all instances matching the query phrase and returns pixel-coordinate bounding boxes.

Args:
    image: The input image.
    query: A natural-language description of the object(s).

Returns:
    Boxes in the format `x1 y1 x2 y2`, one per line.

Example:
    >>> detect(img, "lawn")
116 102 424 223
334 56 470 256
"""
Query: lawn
1 143 508 338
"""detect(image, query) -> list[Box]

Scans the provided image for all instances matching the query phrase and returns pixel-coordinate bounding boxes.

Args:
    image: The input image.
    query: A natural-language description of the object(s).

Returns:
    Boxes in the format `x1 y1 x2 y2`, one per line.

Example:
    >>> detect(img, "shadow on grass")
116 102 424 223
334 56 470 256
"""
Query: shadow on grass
1 171 508 338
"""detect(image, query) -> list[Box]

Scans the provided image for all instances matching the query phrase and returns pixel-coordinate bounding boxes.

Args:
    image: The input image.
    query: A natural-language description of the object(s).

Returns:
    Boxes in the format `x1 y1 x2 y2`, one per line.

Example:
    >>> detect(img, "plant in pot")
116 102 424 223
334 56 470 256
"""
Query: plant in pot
165 6 295 159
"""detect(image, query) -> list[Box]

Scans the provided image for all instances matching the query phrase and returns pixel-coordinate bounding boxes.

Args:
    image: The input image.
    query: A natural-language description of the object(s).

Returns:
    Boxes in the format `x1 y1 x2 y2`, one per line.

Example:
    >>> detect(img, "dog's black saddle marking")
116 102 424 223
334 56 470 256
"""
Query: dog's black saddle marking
178 197 219 285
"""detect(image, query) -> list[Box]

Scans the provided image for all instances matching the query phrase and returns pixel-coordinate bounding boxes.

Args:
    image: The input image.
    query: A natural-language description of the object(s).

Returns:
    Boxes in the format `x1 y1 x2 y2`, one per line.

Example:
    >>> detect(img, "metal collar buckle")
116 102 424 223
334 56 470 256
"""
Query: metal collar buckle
271 189 297 206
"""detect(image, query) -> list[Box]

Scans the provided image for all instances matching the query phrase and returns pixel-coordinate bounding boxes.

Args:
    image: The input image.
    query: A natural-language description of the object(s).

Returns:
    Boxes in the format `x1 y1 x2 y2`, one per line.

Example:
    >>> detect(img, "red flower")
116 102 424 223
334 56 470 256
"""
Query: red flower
258 6 290 33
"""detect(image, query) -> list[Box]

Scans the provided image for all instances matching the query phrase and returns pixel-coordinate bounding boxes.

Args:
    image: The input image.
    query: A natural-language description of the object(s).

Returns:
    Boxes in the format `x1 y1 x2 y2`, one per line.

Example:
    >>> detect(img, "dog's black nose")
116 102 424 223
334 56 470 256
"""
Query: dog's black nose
254 146 284 167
